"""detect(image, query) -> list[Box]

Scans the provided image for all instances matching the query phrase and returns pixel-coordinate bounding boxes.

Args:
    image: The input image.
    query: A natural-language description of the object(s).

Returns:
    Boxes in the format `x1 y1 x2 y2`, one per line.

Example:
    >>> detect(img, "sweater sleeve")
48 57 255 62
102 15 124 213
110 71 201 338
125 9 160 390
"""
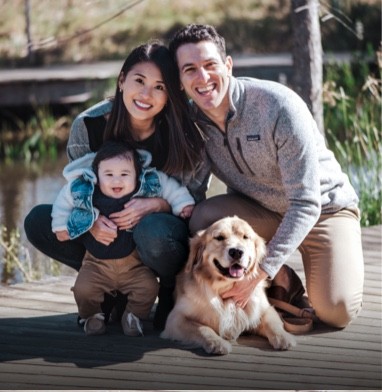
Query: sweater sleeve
156 171 195 216
260 102 321 279
66 100 112 162
66 115 92 162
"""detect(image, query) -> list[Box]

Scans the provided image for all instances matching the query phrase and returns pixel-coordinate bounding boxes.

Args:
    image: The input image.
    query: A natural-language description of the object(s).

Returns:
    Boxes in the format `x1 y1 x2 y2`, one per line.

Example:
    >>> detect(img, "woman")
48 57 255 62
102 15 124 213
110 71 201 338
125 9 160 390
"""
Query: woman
24 41 208 330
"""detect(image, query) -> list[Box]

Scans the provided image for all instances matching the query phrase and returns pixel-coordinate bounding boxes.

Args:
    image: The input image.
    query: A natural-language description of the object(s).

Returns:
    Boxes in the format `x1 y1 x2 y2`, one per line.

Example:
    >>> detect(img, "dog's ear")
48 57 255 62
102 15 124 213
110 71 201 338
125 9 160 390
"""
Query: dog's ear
185 230 206 273
254 235 267 264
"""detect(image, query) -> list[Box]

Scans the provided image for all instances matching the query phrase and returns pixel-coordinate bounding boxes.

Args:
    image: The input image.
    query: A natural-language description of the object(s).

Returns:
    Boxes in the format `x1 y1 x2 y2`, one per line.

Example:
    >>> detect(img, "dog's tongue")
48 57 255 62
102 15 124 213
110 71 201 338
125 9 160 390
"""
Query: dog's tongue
229 264 244 278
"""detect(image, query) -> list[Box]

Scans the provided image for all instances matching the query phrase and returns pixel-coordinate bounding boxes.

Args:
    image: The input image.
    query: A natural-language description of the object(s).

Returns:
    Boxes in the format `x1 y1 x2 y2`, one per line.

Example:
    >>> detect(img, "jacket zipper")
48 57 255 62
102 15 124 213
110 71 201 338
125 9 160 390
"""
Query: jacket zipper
223 123 244 174
236 137 255 175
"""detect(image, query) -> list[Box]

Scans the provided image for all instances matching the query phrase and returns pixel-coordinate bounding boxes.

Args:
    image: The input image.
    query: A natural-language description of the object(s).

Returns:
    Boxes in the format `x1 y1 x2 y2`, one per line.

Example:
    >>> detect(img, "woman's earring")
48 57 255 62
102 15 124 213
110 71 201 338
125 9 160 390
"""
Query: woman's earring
119 88 123 93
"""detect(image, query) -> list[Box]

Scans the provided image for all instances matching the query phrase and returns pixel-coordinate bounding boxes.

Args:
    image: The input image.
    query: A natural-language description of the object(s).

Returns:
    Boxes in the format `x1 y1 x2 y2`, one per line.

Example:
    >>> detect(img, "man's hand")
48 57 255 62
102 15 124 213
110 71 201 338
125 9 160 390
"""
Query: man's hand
89 215 118 245
109 198 170 230
221 268 268 308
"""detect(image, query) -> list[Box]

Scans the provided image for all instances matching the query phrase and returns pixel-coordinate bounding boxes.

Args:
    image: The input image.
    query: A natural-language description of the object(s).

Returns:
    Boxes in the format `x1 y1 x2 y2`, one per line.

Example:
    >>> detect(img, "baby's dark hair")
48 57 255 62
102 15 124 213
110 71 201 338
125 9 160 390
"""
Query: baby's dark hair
92 140 141 181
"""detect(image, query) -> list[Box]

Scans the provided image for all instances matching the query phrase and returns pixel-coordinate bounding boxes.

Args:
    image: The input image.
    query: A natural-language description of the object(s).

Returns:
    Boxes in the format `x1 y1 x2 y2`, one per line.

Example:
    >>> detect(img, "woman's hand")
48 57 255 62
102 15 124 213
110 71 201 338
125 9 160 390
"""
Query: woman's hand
89 215 118 245
221 268 268 308
109 197 170 230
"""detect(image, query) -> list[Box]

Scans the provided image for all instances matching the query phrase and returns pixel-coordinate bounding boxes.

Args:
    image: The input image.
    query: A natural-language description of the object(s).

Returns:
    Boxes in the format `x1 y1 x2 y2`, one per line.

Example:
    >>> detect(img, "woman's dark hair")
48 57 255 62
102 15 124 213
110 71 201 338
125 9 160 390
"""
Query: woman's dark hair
169 24 227 63
104 40 204 176
92 140 141 182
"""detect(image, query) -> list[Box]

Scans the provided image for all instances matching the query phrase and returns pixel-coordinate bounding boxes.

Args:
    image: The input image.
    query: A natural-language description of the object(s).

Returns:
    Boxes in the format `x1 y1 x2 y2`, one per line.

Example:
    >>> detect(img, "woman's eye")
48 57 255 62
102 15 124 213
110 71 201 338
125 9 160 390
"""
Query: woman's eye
156 85 165 91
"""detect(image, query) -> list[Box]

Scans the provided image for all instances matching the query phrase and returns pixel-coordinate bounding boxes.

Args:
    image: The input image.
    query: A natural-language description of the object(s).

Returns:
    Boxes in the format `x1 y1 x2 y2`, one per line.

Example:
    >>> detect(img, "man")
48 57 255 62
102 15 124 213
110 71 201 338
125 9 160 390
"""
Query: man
169 24 364 328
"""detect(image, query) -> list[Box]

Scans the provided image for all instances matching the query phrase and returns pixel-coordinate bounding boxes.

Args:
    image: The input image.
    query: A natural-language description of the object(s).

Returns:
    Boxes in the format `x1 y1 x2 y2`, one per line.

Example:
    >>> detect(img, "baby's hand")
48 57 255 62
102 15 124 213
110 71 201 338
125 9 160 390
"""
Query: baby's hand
179 205 194 219
55 230 70 242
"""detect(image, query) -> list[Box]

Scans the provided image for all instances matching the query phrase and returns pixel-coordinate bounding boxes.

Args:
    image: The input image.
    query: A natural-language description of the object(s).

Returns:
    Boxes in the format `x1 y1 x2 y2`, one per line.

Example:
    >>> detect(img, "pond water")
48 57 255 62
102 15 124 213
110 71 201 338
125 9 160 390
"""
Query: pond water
0 153 226 284
0 153 73 283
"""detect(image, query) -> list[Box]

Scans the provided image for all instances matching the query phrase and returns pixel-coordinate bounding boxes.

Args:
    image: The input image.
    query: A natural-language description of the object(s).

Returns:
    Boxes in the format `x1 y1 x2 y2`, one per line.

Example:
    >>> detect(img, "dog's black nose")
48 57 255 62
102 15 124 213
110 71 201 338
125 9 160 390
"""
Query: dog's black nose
229 248 243 260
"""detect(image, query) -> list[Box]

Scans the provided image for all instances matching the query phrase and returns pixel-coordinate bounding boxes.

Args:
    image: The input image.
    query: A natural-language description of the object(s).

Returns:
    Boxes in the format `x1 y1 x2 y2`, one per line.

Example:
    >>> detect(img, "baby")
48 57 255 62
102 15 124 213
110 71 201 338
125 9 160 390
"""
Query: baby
52 140 194 336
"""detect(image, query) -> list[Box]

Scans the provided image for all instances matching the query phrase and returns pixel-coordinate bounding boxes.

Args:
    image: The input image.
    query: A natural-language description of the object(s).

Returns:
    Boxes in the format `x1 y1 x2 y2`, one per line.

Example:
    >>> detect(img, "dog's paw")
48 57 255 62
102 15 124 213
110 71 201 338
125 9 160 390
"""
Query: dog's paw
268 331 296 350
203 337 232 355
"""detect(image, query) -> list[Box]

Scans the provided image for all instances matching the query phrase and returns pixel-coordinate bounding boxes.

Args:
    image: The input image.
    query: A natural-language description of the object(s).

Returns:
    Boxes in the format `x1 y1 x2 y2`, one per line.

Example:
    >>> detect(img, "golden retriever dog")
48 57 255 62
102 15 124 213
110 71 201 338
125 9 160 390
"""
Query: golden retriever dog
161 216 296 355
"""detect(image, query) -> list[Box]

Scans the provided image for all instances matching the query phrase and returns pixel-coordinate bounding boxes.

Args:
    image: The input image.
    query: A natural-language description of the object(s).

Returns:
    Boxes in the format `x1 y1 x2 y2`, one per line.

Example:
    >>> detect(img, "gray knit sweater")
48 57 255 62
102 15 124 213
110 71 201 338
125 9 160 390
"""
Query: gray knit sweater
191 76 359 278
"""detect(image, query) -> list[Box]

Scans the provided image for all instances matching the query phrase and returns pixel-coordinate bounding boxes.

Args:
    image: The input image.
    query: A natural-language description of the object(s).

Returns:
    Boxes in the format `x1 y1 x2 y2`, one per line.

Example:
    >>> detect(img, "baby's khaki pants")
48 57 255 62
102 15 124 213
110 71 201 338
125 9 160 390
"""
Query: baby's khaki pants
73 250 159 320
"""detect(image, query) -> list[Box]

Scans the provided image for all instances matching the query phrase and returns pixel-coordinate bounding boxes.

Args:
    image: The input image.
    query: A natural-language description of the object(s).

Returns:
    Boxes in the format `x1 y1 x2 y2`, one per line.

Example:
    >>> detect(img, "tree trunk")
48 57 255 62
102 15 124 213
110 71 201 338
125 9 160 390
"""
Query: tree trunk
24 0 34 65
291 0 324 136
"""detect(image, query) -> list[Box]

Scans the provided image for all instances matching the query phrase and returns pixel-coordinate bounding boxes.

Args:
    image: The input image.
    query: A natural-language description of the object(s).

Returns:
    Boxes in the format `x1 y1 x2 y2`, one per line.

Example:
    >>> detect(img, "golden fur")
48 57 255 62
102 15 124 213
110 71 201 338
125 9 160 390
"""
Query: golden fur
161 216 296 355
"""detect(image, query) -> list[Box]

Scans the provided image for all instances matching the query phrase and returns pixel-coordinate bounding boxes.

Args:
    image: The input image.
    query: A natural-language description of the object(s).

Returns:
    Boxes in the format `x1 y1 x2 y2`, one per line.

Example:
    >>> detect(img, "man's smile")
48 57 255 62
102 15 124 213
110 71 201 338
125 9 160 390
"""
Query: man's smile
196 84 216 95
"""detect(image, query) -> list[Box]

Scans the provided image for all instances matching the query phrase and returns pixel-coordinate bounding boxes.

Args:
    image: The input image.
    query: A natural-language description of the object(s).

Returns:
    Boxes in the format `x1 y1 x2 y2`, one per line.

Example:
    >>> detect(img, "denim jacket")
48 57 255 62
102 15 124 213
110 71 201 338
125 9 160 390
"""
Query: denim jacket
52 149 195 239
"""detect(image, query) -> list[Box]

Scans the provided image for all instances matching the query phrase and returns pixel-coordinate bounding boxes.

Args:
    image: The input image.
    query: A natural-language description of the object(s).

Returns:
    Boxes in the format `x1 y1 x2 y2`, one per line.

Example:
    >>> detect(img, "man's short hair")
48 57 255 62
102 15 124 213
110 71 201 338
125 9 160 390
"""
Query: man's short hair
169 24 227 62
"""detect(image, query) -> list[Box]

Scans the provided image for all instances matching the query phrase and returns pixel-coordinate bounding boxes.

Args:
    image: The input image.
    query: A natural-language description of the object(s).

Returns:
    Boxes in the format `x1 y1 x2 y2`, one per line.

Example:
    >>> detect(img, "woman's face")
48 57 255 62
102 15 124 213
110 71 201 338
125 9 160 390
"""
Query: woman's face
119 61 168 130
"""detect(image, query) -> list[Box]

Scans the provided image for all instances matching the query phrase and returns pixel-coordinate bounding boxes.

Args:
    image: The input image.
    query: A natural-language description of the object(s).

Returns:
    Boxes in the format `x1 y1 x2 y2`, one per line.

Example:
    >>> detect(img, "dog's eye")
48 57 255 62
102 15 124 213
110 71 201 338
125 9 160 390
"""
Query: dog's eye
214 235 225 241
243 235 249 240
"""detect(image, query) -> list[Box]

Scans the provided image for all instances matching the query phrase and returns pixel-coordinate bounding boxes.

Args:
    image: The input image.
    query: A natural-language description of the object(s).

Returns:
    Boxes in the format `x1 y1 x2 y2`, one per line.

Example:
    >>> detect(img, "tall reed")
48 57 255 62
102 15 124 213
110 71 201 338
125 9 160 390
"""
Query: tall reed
323 52 381 226
0 106 69 162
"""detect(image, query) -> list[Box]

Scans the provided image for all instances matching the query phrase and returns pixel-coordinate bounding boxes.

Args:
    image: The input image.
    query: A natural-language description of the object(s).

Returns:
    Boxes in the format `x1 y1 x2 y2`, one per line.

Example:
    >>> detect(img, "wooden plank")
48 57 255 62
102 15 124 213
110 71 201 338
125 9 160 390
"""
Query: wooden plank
0 225 380 390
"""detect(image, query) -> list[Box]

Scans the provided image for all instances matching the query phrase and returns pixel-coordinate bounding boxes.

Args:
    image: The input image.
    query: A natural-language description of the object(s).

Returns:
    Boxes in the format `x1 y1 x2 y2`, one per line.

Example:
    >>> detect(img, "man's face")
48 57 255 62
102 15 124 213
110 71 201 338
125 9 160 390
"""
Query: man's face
176 40 232 121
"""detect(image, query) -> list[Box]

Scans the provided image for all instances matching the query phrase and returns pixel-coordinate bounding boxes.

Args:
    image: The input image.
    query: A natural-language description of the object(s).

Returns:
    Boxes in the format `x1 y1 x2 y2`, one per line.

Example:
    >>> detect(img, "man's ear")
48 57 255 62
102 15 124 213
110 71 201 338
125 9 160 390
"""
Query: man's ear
225 55 233 76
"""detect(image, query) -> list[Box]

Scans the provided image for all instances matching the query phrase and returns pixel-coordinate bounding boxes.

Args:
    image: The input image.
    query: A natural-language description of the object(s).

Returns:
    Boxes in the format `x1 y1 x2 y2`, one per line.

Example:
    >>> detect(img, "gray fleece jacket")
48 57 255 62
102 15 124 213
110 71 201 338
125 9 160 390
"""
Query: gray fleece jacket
191 76 359 279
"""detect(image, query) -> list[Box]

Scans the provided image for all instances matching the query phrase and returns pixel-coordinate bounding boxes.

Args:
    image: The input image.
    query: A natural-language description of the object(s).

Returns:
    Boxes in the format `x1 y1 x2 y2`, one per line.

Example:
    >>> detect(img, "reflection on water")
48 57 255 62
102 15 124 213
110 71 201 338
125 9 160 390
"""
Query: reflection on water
0 153 74 283
0 153 226 284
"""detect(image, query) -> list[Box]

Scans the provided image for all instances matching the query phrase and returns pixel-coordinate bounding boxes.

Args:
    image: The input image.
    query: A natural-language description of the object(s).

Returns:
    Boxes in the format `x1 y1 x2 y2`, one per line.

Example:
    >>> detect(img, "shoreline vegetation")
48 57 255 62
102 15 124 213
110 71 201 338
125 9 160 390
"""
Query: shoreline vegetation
0 0 379 67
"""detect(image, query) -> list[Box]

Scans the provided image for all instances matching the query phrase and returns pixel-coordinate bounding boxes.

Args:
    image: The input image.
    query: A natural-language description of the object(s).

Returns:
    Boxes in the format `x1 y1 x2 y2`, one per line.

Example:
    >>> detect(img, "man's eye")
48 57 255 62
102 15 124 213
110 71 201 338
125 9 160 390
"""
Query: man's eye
214 235 225 241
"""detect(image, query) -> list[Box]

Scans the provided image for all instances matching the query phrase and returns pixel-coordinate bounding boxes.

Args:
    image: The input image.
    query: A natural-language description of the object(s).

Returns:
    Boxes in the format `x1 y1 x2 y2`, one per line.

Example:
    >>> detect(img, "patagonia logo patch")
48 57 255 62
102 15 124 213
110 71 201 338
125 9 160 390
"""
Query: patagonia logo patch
247 134 260 141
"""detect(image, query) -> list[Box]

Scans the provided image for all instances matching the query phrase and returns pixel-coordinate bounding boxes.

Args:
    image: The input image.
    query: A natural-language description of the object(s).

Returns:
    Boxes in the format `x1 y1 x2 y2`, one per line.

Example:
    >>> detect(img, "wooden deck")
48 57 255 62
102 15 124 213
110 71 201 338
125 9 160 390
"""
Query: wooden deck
0 225 380 390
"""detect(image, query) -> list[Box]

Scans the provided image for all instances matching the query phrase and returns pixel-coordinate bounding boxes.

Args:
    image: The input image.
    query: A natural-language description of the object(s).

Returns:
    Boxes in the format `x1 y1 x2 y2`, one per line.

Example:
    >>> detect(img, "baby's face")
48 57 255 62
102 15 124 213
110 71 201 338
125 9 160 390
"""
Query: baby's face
98 154 136 199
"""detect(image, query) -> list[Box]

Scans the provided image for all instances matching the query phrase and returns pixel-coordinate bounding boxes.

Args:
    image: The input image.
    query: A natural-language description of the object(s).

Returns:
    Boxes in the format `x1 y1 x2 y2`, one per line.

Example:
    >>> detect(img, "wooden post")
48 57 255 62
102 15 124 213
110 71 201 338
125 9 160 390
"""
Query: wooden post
291 0 324 136
24 0 34 64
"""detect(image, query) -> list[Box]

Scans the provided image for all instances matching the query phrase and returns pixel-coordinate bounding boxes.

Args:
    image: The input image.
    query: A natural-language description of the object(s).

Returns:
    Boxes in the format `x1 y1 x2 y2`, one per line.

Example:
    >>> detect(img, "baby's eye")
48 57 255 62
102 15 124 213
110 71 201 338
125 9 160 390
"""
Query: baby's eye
214 235 225 241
